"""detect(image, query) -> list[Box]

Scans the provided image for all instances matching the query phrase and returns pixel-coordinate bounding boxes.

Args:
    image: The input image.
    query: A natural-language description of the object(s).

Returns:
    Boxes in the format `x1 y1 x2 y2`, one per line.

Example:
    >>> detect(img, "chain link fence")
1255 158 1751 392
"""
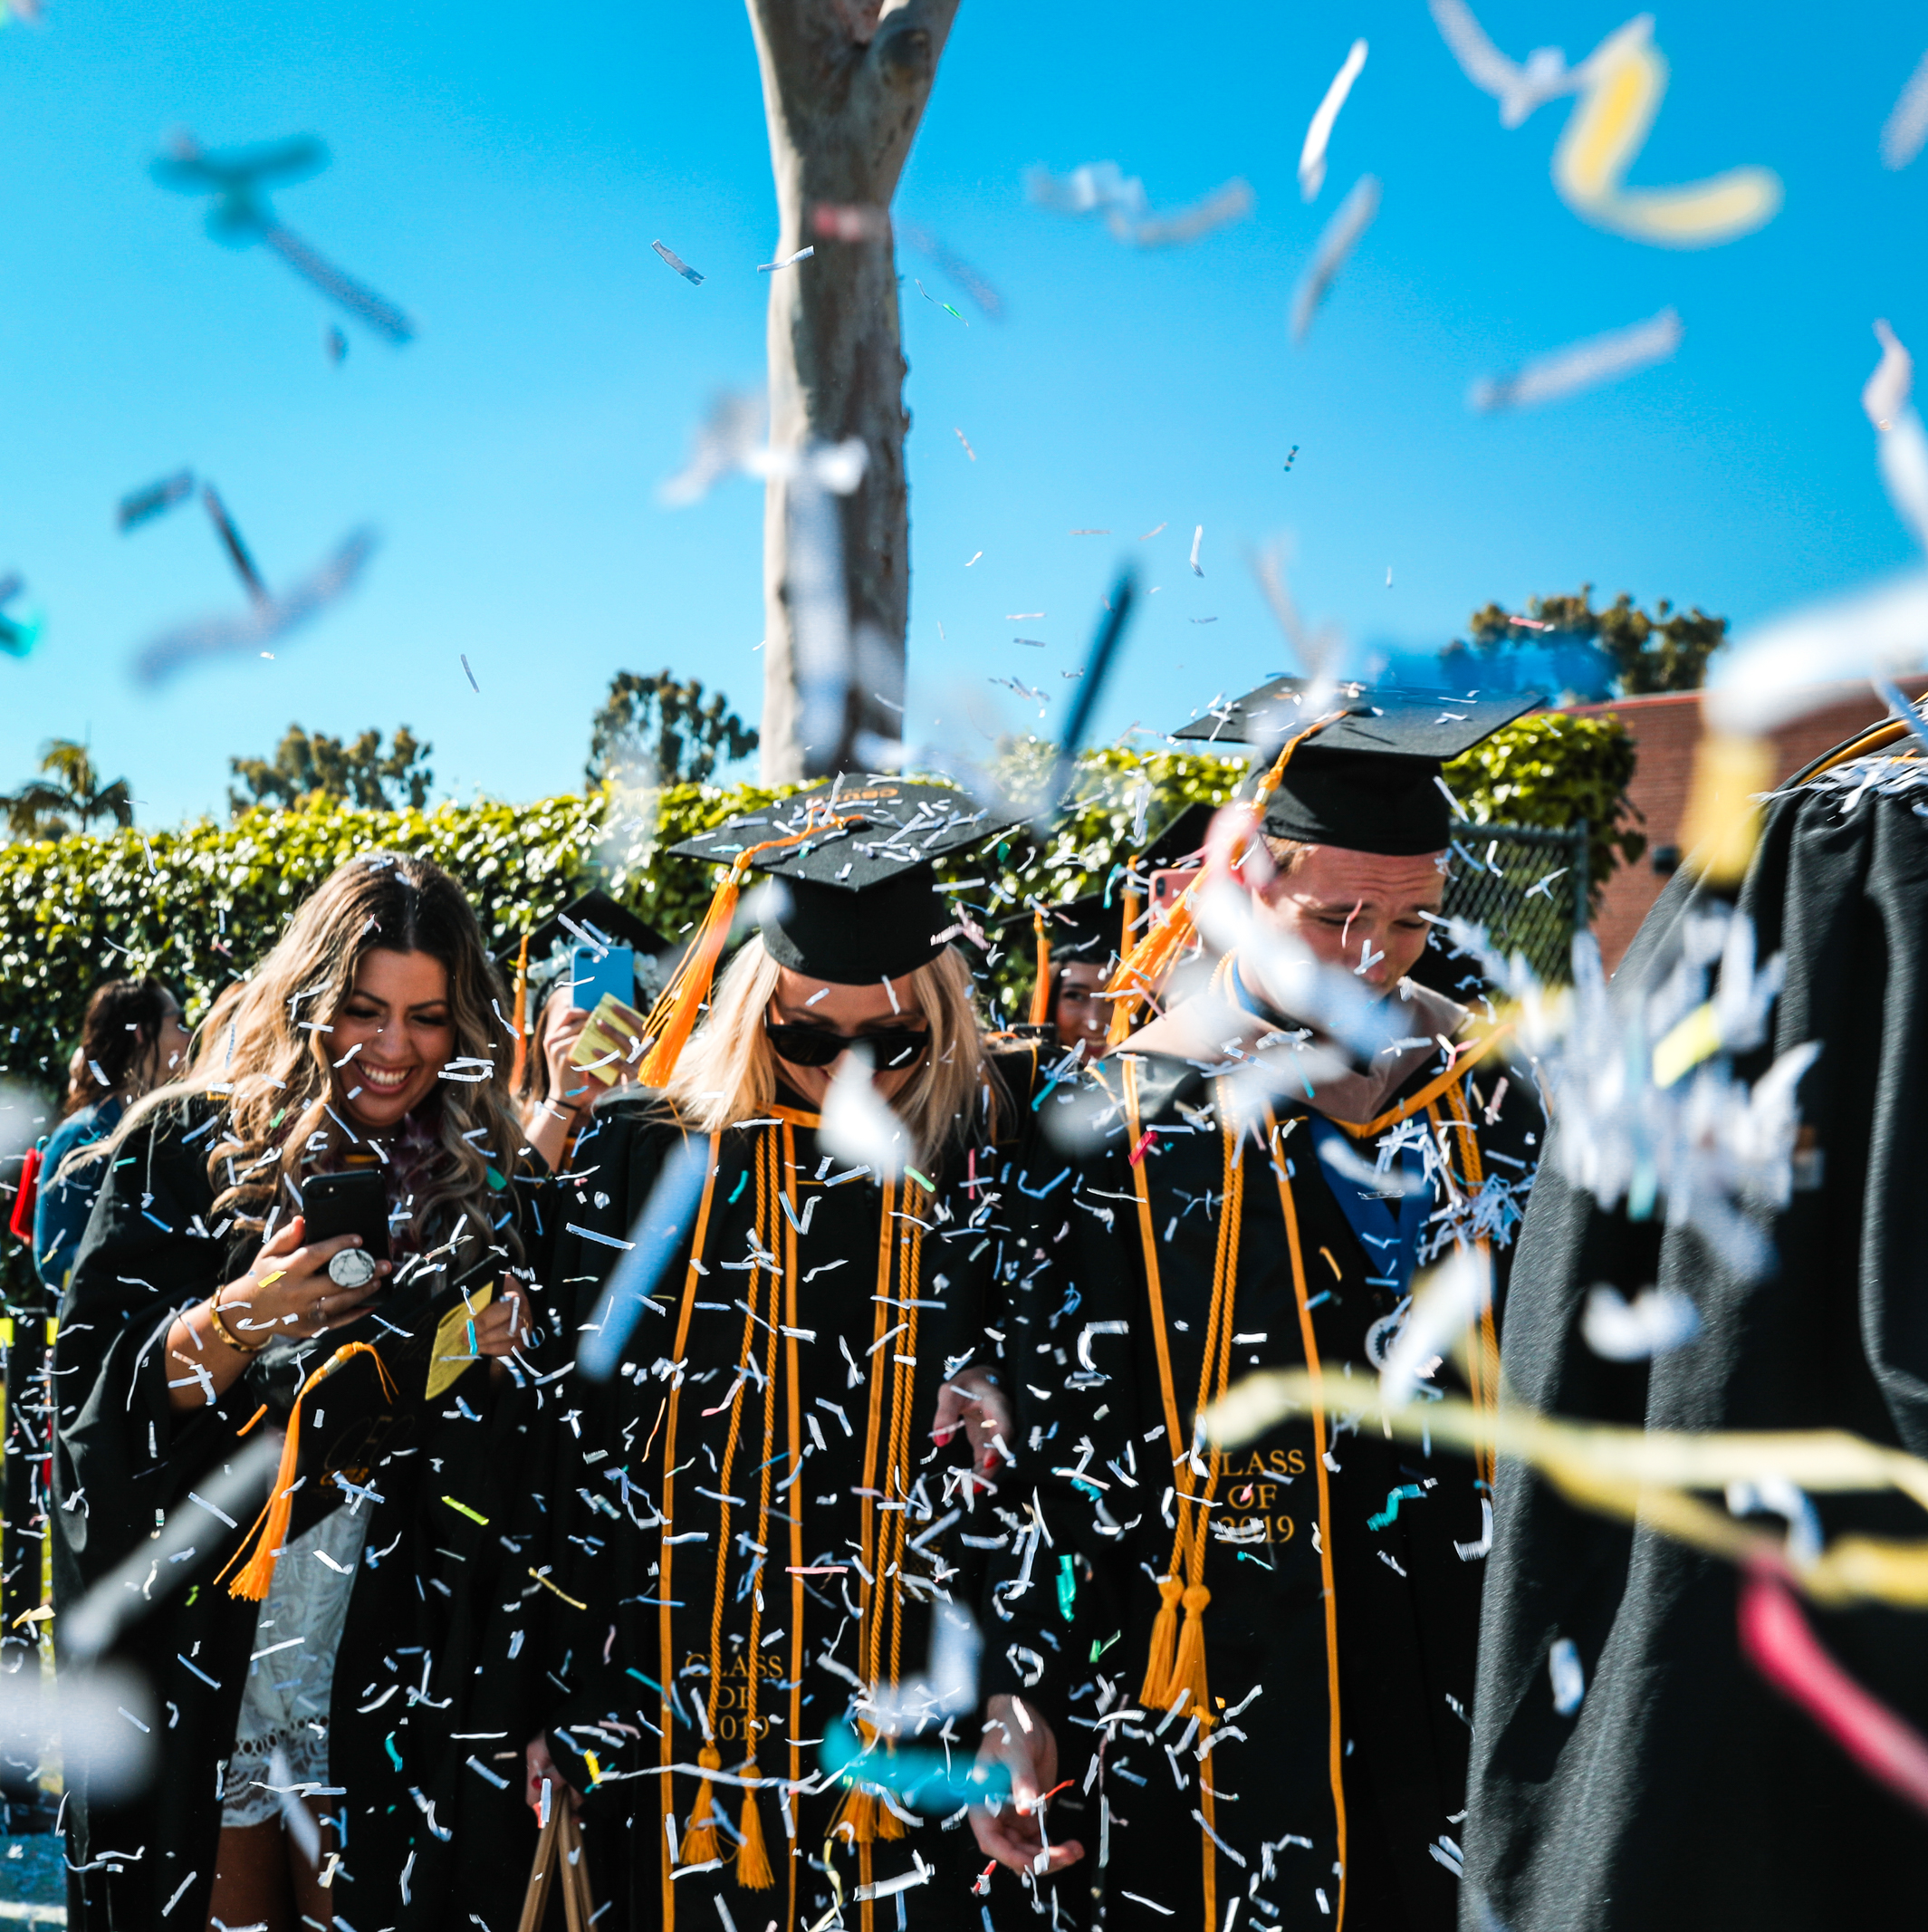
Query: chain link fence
1419 820 1590 995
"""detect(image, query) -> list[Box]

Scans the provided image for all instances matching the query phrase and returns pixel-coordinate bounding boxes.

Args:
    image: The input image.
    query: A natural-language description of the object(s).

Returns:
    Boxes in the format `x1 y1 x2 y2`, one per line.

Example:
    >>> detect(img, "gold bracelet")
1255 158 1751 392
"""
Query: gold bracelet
206 1284 268 1355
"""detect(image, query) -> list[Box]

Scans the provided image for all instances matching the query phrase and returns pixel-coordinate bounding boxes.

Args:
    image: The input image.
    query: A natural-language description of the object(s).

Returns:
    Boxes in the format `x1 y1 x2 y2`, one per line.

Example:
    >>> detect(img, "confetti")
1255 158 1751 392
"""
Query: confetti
955 428 977 461
1300 39 1368 201
1290 174 1380 342
651 238 705 284
1883 48 1928 170
1469 306 1683 412
117 468 196 533
131 526 379 688
1027 160 1253 247
1581 1284 1703 1360
757 244 815 272
150 131 417 341
461 654 479 693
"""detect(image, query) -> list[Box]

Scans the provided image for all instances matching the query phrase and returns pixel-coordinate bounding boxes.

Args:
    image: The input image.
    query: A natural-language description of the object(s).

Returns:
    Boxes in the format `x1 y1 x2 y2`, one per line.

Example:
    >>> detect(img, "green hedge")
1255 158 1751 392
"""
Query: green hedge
0 716 1639 1308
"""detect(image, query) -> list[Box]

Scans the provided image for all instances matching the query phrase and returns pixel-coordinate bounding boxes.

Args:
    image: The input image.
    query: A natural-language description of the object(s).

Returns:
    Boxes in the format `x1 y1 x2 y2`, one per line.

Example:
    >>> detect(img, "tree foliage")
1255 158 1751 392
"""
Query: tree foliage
1448 585 1727 695
588 670 758 789
1442 710 1645 902
2 740 134 841
228 725 434 816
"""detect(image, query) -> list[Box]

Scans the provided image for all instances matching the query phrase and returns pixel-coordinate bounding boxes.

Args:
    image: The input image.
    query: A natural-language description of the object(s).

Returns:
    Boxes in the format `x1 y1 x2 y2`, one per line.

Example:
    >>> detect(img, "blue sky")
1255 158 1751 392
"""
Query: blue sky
2 0 1924 826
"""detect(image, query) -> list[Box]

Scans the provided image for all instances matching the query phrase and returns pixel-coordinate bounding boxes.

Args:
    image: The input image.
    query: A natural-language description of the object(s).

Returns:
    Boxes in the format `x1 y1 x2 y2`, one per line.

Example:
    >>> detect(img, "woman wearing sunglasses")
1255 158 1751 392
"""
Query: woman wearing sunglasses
523 781 1034 1932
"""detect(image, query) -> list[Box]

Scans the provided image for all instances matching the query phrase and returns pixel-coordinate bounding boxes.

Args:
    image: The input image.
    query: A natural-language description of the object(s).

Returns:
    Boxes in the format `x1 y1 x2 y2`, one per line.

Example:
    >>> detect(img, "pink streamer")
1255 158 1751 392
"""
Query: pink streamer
1739 1563 1928 1815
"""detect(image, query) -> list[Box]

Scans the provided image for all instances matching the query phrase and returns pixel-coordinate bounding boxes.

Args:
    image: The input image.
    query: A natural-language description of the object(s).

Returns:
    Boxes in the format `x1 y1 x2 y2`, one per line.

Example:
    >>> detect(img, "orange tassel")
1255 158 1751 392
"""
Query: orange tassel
1166 1581 1213 1723
220 1342 395 1601
637 878 741 1089
734 1766 775 1889
829 1781 878 1847
1140 1573 1184 1706
1105 904 1197 1047
508 931 532 1092
875 1783 906 1841
1027 909 1053 1027
682 1741 724 1864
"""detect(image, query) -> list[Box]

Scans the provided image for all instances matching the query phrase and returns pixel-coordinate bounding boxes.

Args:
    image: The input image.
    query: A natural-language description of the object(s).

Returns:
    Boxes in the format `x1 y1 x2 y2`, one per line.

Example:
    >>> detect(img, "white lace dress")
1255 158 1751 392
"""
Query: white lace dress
216 1503 371 1828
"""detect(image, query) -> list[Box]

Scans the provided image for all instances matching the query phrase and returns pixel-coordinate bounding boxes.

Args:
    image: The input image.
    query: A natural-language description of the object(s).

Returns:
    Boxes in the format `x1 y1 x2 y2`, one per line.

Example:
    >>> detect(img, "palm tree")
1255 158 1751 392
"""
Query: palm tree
2 740 134 841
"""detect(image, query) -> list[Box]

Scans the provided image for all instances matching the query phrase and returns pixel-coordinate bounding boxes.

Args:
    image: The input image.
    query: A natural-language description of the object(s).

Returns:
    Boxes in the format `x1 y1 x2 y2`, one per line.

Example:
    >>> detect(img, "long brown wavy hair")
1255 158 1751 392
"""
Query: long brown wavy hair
110 852 523 1255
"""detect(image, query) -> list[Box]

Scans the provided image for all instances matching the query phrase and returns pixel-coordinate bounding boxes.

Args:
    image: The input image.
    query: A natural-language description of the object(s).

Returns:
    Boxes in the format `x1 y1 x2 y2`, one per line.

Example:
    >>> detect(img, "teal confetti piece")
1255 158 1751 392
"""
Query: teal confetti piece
728 1172 750 1205
1367 1484 1424 1532
1057 1552 1077 1623
385 1732 403 1771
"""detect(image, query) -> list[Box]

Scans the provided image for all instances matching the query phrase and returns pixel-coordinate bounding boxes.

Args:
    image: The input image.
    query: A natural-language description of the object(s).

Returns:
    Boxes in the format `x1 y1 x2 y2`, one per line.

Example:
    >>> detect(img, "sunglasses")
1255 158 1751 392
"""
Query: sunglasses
764 1020 931 1071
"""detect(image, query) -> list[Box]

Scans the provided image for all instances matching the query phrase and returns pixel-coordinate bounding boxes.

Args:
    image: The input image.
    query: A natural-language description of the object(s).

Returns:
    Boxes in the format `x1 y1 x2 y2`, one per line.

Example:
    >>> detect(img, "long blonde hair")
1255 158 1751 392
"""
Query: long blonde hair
662 937 998 1168
109 851 524 1253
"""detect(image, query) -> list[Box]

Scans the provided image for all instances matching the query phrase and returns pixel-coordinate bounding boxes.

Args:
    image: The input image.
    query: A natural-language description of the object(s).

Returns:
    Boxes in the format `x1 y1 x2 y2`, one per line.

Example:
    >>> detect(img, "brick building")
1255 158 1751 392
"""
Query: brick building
1564 678 1928 973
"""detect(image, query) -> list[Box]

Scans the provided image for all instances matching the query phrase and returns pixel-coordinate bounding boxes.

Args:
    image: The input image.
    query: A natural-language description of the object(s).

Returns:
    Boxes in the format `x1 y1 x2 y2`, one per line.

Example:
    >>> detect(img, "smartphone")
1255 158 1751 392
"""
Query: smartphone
301 1169 391 1266
568 943 636 1015
1149 868 1200 922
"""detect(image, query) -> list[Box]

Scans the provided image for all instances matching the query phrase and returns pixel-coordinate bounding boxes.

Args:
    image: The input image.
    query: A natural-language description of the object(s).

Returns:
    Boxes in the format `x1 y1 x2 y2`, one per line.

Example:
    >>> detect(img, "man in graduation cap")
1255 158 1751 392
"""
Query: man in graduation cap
527 778 1058 1931
971 682 1549 1931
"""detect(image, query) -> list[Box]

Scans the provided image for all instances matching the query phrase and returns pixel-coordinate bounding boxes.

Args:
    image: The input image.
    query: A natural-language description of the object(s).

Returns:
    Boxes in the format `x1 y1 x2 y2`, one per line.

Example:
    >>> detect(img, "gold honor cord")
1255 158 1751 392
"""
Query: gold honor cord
1123 1062 1247 1931
781 1122 808 1932
1429 1084 1501 1488
1261 1105 1348 1932
657 1132 723 1929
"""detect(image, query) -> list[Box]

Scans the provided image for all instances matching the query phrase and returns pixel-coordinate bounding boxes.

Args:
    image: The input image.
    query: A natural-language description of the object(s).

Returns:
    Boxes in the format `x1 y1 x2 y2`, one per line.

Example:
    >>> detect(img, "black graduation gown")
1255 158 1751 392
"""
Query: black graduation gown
1463 746 1928 1930
983 1031 1542 1932
536 1055 1040 1932
49 1104 553 1932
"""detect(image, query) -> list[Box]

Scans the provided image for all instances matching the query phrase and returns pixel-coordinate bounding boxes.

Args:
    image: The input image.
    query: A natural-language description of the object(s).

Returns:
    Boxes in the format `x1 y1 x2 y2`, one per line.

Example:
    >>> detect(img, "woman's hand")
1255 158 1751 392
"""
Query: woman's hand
525 1732 580 1816
969 1696 1083 1875
164 1214 386 1412
472 1279 532 1360
935 1369 1014 1481
542 1007 594 1110
224 1215 388 1343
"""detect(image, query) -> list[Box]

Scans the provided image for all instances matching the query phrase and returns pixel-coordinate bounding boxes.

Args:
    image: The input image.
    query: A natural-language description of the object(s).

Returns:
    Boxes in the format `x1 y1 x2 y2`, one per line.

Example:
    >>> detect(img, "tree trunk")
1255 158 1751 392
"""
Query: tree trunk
746 0 960 783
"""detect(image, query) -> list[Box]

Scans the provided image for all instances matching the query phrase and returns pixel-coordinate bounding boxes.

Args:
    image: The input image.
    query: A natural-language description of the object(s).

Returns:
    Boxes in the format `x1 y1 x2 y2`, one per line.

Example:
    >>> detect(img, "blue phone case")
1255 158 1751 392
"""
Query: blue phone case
568 943 636 1013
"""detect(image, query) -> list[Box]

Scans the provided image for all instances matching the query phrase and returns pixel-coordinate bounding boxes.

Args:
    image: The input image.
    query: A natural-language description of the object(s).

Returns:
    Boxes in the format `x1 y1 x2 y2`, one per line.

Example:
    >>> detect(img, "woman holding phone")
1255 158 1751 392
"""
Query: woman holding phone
50 853 551 1932
527 781 1034 1932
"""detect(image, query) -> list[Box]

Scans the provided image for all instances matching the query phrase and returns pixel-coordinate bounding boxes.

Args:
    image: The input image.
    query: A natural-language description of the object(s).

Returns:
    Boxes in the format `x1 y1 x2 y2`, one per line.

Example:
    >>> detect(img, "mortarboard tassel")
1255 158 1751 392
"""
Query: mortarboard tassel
1027 908 1053 1026
1103 713 1346 1046
638 812 858 1087
219 1341 396 1600
509 931 531 1091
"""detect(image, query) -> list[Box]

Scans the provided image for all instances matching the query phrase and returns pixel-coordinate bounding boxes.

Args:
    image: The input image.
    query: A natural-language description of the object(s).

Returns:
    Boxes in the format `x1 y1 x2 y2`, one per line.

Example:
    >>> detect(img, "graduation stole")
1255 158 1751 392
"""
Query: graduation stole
654 1116 927 1927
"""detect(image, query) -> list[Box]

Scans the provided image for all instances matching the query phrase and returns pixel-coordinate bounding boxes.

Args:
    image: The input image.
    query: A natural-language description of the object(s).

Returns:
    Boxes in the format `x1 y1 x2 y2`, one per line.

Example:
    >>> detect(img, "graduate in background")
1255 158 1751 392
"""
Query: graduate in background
48 854 549 1932
507 889 668 1172
971 683 1546 1931
1015 897 1127 1061
27 976 191 1292
528 779 1043 1932
1464 712 1928 1927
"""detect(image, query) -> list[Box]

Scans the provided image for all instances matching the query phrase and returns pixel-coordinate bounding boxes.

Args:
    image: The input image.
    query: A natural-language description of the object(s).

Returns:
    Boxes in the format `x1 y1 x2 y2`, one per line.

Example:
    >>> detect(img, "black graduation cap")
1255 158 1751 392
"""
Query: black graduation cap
668 775 1013 984
1136 801 1217 873
509 892 670 1011
1170 678 1540 856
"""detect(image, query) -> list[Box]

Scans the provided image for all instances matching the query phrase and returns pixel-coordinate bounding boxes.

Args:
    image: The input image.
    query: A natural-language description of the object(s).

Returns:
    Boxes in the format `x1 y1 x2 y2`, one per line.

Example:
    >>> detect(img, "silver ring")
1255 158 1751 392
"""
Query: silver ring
327 1248 377 1289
